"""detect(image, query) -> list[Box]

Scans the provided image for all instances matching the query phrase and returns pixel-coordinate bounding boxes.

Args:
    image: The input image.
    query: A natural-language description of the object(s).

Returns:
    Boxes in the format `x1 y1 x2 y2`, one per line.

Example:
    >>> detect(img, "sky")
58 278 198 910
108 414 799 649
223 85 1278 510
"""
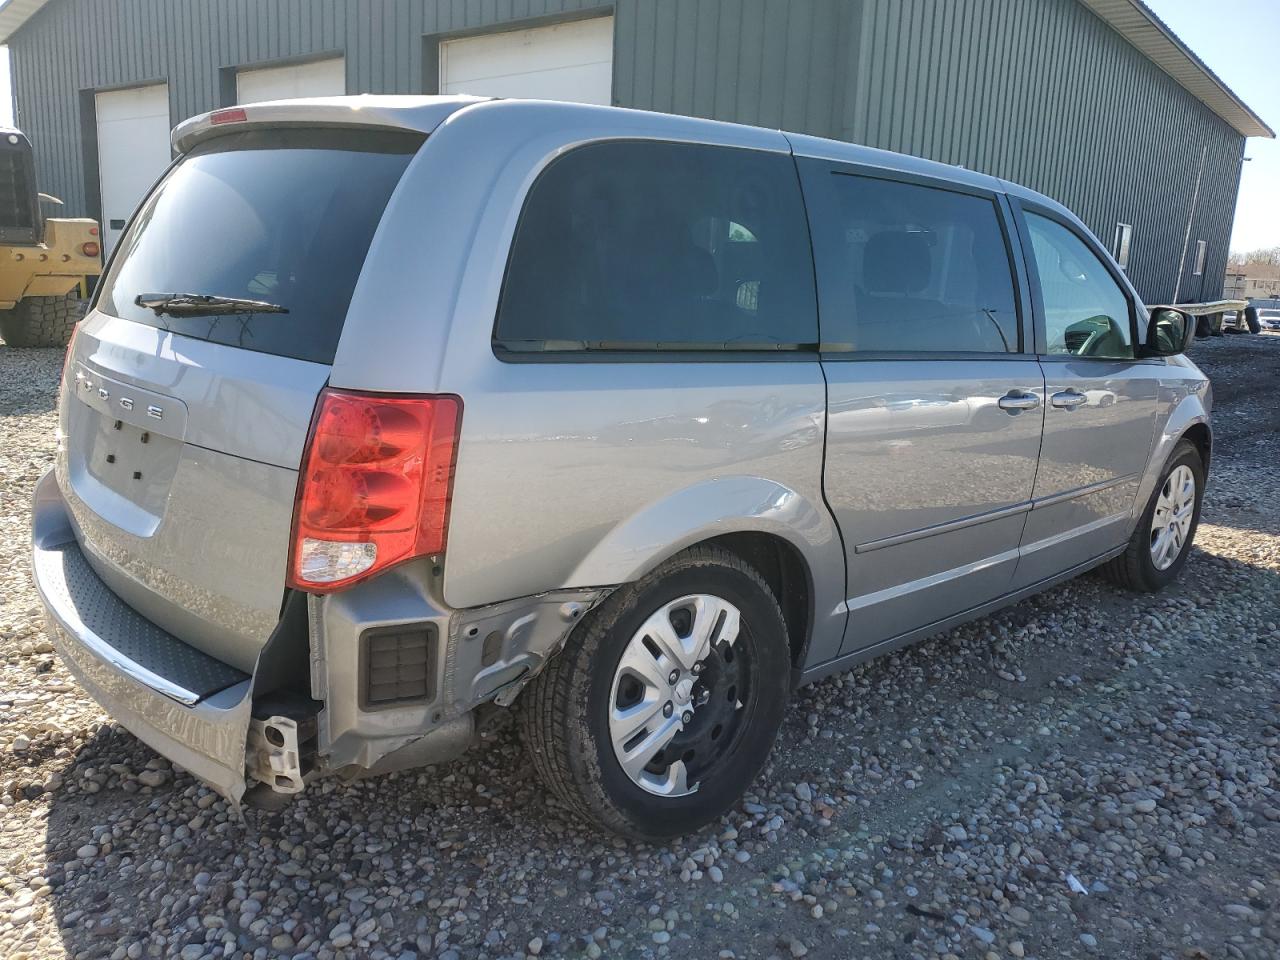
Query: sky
1145 0 1280 255
0 1 1273 252
0 47 8 127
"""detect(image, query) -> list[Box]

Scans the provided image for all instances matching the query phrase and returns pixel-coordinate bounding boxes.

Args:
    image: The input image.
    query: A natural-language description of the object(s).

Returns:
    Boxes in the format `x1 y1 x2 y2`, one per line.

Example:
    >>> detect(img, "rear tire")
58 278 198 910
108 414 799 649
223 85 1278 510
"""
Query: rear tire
0 292 86 347
1101 440 1204 593
519 545 791 840
1244 306 1262 335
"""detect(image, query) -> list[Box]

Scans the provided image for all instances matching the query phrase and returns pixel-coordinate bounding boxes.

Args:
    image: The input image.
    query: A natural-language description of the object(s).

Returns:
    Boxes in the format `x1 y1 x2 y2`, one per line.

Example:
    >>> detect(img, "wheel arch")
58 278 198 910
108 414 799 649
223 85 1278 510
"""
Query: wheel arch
702 531 814 676
1130 388 1211 530
561 475 847 670
1181 421 1211 472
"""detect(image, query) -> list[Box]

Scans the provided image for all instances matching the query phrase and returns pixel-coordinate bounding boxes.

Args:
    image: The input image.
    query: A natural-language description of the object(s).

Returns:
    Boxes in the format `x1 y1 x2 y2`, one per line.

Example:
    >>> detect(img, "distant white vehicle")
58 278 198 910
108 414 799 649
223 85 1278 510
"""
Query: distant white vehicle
1222 303 1276 335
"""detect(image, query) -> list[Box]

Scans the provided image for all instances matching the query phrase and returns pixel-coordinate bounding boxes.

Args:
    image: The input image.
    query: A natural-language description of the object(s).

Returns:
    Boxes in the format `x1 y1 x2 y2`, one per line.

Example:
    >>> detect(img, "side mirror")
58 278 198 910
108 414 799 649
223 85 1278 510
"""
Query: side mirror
1143 307 1194 356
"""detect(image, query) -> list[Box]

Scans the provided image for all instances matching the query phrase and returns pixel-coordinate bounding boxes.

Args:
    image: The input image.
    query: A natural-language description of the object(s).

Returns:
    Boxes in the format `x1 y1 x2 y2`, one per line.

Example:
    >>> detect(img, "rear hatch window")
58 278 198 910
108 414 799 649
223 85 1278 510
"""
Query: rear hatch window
96 128 423 365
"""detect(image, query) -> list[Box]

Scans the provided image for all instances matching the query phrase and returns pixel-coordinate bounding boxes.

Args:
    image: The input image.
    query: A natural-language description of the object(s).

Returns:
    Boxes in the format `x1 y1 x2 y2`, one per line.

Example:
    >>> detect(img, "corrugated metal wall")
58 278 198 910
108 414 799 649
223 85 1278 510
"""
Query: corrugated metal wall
836 0 1245 303
612 0 852 138
9 0 1245 303
9 0 620 220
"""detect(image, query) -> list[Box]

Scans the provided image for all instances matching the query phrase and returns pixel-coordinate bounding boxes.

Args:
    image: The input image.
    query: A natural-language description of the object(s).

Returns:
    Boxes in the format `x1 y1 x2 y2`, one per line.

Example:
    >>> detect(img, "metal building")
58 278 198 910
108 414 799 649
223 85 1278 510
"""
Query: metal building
0 0 1270 304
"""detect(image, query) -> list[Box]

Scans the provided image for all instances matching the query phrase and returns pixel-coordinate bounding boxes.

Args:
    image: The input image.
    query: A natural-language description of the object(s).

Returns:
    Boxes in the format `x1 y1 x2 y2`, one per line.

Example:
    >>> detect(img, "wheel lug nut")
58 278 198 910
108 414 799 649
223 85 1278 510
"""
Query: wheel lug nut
692 662 704 675
668 670 680 685
662 701 673 718
682 711 693 724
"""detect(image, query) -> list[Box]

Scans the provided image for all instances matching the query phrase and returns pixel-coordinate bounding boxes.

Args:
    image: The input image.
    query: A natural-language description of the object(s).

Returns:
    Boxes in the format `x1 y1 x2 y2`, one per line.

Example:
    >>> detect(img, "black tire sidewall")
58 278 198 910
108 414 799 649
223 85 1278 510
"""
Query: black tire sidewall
0 293 82 347
1133 444 1205 589
580 561 790 838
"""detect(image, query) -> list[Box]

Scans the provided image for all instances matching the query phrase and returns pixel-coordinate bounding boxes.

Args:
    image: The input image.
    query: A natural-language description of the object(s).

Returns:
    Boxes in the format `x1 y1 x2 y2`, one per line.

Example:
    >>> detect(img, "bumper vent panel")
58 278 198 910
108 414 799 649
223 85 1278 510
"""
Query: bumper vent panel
360 624 437 708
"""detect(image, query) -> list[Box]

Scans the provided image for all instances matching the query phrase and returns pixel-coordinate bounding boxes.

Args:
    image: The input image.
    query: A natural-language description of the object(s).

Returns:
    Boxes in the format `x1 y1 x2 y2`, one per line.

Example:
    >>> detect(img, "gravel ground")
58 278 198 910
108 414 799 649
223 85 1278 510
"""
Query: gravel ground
1 333 1277 960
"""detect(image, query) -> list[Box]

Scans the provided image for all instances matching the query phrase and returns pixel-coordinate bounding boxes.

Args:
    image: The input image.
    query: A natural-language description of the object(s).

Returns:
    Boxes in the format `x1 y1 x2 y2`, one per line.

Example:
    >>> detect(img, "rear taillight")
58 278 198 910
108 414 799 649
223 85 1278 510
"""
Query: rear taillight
80 241 100 258
287 388 461 592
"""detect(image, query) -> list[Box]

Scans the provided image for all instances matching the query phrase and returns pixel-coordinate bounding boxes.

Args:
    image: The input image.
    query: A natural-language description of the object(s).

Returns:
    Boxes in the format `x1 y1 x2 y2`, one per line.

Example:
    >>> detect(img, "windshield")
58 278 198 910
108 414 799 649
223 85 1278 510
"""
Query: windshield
96 128 423 365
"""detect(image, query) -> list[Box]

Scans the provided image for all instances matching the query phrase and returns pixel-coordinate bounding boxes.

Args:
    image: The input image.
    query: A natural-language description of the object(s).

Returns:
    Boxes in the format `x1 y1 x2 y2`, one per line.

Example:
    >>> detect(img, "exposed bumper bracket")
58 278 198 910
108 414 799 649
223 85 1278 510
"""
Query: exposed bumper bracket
246 715 310 794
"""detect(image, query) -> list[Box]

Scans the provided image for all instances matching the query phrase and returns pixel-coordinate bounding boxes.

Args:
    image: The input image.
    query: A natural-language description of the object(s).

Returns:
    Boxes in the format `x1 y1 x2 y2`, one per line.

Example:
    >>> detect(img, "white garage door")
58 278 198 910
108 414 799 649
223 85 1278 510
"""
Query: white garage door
96 83 172 255
440 16 613 105
237 57 346 104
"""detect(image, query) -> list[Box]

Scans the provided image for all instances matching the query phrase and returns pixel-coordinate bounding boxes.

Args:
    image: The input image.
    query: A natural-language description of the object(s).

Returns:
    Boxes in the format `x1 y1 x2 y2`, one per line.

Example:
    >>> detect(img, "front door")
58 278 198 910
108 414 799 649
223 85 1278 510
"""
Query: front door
1012 207 1159 587
797 159 1045 656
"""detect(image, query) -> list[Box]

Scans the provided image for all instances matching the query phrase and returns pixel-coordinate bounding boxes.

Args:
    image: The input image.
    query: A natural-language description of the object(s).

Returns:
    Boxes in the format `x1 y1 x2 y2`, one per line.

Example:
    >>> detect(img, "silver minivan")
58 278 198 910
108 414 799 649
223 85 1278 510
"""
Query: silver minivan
32 96 1210 840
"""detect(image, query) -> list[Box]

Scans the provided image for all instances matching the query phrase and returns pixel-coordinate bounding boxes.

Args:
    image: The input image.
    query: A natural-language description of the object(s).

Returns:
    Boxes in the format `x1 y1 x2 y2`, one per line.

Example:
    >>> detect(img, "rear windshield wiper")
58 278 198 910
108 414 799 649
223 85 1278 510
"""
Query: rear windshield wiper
135 293 289 316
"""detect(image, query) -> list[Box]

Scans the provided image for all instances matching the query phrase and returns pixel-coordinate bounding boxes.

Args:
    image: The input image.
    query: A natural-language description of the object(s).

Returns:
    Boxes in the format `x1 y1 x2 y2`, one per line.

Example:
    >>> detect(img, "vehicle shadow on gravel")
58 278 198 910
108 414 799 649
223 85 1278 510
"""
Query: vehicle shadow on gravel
38 537 1280 960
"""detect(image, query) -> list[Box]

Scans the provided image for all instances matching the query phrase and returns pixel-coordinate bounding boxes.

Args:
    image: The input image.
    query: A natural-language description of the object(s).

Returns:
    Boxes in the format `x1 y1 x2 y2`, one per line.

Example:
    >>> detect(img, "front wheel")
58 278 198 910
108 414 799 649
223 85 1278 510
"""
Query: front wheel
1101 440 1204 592
520 545 791 840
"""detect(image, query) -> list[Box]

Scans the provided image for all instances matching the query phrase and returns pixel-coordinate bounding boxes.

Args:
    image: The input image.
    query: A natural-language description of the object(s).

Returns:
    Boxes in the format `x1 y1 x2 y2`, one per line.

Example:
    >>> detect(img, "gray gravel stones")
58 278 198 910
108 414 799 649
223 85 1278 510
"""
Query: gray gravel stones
0 333 1277 959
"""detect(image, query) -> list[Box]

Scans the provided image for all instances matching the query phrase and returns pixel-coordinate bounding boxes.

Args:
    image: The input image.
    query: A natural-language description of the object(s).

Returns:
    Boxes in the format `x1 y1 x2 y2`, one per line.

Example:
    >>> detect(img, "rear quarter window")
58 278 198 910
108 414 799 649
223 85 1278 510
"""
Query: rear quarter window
494 139 818 355
96 128 423 365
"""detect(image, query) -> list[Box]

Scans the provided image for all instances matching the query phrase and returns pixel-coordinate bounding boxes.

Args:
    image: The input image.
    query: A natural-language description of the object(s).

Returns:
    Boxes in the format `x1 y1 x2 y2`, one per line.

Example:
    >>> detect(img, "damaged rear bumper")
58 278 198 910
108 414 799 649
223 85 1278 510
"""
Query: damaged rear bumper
31 469 252 802
31 468 610 799
308 562 605 774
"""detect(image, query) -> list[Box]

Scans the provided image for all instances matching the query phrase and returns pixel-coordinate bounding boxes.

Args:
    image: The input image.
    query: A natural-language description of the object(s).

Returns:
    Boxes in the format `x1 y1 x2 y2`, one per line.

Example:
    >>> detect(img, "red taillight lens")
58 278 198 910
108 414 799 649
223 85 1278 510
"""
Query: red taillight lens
80 241 100 258
211 107 247 125
287 389 461 592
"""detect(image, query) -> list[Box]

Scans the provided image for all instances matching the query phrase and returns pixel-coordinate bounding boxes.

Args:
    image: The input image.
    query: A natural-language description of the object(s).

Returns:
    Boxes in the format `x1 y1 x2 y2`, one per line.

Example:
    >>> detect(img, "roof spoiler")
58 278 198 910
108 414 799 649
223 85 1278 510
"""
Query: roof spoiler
171 94 488 154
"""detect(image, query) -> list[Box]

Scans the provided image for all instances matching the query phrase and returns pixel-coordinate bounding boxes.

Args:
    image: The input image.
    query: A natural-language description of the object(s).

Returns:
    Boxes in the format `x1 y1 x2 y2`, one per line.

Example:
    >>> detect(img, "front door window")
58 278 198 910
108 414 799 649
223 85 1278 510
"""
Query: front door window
1026 213 1133 361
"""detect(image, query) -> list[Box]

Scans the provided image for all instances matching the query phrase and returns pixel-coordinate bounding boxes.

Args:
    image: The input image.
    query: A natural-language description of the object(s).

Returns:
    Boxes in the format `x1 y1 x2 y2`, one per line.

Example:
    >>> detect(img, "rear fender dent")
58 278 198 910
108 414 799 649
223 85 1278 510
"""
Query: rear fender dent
446 588 609 709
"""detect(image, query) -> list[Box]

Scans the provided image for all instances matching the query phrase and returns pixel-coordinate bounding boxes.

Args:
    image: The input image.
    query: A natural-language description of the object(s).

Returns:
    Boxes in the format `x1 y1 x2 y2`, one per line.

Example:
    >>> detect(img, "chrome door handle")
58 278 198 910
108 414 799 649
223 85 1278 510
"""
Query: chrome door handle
997 390 1041 412
1050 389 1088 409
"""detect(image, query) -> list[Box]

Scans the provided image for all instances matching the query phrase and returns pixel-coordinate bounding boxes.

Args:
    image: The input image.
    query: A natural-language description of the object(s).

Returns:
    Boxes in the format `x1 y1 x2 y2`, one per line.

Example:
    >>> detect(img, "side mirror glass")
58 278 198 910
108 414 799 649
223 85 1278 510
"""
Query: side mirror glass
1145 307 1194 356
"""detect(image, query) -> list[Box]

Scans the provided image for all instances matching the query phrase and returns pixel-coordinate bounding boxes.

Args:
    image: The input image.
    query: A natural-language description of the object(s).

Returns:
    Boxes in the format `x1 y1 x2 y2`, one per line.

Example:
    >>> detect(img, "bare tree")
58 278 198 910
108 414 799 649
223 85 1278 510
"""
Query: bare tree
1229 246 1280 267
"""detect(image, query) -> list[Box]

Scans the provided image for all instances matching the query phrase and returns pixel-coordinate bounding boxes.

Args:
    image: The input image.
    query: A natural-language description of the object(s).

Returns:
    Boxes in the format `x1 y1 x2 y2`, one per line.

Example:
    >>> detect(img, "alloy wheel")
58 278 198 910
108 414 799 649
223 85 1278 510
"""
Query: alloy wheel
1150 464 1196 571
